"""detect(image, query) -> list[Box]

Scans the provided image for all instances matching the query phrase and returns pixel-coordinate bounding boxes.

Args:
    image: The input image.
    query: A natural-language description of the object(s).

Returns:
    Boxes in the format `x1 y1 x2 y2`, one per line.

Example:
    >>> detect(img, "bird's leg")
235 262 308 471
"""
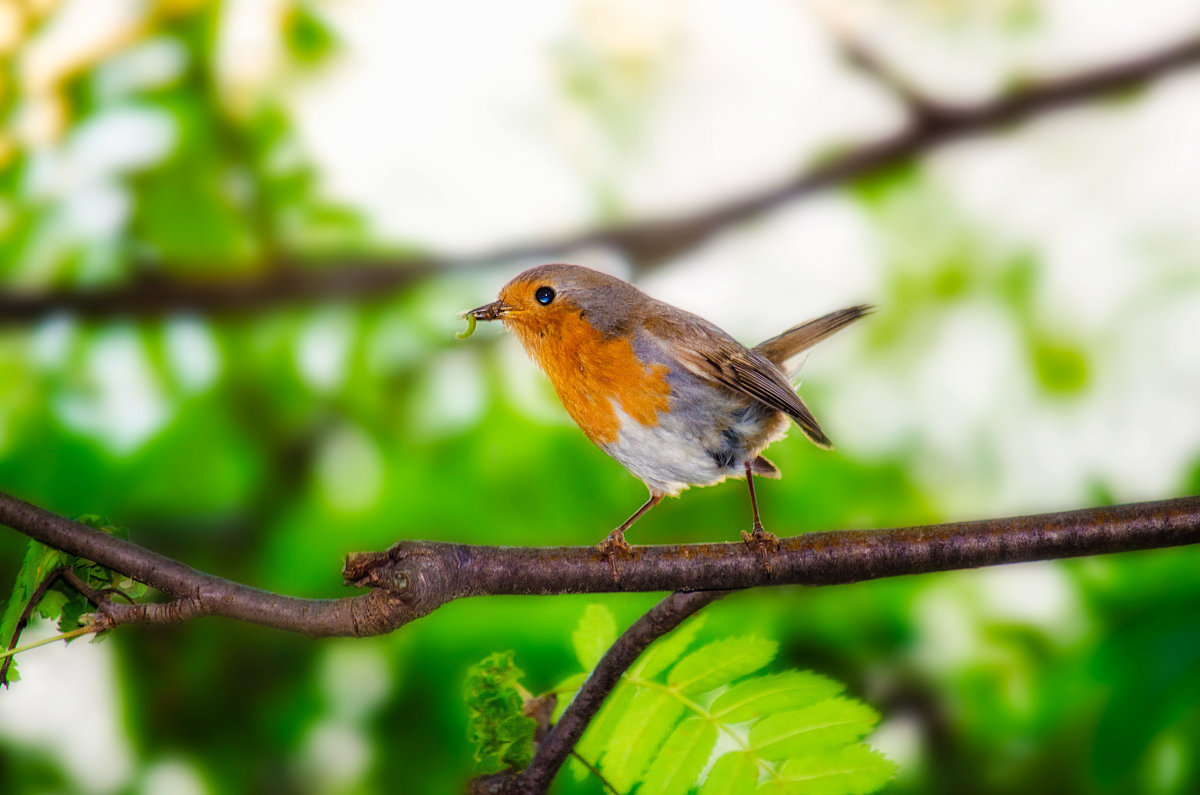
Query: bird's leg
598 492 664 577
740 462 779 566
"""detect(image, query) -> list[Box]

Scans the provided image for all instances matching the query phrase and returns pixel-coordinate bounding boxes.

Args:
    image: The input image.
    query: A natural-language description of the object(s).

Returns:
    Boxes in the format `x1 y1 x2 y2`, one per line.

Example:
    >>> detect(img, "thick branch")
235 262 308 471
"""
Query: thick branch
2 32 1199 321
2 490 1199 639
0 492 409 637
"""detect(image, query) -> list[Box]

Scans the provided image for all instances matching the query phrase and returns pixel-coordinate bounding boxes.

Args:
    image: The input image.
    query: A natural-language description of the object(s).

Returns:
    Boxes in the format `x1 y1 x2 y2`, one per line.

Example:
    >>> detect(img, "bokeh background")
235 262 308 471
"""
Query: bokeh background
2 0 1200 793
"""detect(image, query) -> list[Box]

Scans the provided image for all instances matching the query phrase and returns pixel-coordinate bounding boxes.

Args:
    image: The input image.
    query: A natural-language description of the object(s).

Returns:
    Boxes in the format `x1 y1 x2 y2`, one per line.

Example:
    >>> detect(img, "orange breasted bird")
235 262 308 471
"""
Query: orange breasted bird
465 263 870 556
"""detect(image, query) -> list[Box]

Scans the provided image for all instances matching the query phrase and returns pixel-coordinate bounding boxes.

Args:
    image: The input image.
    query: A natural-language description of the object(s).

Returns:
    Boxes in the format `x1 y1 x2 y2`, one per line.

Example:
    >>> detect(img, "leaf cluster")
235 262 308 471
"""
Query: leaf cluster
0 516 145 684
465 651 540 774
556 605 896 794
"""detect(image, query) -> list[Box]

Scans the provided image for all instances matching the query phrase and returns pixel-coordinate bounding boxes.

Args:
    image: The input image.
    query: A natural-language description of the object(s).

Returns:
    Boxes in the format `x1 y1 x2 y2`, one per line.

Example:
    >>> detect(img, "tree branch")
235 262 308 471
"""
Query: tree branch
2 490 1199 639
810 1 952 122
469 590 724 795
0 566 69 685
518 590 724 793
0 491 407 637
2 32 1199 322
4 490 1199 790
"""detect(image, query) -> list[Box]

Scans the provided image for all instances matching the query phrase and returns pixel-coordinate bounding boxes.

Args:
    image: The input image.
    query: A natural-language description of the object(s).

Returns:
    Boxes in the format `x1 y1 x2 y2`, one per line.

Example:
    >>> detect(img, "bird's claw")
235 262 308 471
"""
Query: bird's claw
741 525 779 573
597 530 634 580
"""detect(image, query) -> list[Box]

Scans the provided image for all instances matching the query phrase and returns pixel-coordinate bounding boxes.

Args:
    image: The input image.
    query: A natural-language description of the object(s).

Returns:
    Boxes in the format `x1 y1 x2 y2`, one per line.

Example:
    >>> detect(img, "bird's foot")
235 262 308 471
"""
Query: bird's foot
597 529 634 580
741 524 779 573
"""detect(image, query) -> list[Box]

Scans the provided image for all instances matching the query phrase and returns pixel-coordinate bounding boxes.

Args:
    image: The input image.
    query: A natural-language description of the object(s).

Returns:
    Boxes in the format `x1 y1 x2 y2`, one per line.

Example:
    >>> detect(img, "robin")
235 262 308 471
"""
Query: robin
464 263 870 559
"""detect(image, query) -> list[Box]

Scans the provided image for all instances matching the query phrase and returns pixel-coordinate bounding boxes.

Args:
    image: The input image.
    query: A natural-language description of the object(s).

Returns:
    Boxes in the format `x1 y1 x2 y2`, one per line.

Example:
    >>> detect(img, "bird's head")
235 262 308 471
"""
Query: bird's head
465 263 642 349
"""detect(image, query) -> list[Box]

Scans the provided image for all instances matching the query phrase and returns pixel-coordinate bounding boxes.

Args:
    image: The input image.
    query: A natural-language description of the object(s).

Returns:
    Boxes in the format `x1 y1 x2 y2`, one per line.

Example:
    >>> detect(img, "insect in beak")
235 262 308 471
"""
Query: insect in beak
463 300 508 322
456 300 510 338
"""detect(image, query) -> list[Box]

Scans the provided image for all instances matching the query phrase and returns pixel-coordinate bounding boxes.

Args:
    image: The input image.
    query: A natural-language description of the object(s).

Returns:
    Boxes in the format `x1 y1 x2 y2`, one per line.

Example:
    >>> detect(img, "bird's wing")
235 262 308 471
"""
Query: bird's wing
642 314 833 449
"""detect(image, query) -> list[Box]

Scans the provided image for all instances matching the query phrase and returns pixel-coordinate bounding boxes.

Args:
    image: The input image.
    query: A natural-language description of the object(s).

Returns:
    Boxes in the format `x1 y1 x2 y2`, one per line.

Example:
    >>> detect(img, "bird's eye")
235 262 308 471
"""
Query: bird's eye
535 286 556 306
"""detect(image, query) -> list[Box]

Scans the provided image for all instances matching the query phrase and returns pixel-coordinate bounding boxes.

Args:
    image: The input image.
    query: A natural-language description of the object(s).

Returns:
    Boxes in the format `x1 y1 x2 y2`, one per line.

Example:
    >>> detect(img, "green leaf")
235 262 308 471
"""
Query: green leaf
56 596 90 635
34 589 69 621
640 716 718 795
710 671 844 724
667 637 778 695
567 754 591 783
572 604 617 670
115 576 148 602
600 688 685 792
700 751 760 794
1 516 143 682
464 651 538 773
750 698 880 762
759 746 897 795
1 540 70 684
630 612 706 680
497 713 535 750
562 604 893 795
577 681 636 762
15 541 68 597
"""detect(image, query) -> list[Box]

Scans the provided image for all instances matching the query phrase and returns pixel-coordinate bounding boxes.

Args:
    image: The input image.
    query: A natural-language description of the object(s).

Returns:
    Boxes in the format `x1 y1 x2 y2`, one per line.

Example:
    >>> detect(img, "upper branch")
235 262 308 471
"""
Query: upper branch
2 489 1198 638
2 32 1199 321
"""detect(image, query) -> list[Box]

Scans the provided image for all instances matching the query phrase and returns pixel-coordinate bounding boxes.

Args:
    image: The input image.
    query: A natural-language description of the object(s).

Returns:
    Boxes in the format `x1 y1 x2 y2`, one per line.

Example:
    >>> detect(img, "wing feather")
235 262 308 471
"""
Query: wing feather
643 314 833 449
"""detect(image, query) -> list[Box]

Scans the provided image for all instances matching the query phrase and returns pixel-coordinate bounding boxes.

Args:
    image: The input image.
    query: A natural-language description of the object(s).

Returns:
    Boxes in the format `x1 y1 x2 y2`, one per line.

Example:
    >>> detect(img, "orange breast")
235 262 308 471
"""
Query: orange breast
508 310 671 445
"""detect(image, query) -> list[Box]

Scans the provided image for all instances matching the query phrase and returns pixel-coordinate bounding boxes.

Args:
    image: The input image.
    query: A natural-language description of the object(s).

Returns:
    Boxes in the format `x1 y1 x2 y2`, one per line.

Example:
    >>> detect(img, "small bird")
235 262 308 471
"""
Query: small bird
465 263 870 558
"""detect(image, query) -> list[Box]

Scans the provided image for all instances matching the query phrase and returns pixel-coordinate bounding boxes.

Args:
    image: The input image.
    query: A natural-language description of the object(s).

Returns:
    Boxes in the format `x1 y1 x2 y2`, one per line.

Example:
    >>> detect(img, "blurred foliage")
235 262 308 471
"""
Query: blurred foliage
1 0 367 289
0 2 1198 795
908 0 1039 29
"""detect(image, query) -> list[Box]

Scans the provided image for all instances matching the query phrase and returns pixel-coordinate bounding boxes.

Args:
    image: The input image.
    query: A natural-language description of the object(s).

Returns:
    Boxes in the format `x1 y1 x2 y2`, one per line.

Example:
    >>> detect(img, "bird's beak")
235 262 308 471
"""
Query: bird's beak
463 300 509 321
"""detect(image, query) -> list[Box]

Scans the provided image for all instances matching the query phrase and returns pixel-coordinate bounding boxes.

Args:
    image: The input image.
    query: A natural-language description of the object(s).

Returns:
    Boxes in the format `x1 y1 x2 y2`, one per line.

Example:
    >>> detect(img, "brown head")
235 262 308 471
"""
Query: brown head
465 264 671 443
466 263 650 344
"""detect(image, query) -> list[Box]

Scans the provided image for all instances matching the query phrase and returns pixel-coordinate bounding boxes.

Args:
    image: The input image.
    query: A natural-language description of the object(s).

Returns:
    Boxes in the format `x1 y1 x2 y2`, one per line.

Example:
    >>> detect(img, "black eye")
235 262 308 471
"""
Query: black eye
535 286 556 305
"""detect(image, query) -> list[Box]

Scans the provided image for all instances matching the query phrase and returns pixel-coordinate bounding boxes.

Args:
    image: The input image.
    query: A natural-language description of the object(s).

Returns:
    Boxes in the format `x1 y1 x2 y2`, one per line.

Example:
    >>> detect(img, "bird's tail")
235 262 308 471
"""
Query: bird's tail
753 304 874 369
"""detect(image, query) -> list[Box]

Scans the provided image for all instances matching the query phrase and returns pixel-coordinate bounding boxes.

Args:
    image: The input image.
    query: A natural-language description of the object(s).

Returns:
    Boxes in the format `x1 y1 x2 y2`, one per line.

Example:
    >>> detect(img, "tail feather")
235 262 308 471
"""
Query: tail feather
750 455 781 479
753 304 874 367
753 304 873 450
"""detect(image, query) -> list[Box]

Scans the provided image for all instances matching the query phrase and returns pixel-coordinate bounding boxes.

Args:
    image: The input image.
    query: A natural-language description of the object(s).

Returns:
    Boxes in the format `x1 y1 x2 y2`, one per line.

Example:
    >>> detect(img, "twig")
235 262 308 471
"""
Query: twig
0 566 67 686
2 31 1200 321
57 567 105 604
569 751 621 795
0 563 123 685
1 489 1199 639
518 591 724 793
466 591 722 794
0 623 105 662
809 0 950 120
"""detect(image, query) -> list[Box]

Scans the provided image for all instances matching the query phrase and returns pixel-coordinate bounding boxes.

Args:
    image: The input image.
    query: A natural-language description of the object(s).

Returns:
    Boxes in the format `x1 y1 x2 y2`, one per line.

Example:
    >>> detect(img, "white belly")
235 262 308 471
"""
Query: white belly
599 400 789 496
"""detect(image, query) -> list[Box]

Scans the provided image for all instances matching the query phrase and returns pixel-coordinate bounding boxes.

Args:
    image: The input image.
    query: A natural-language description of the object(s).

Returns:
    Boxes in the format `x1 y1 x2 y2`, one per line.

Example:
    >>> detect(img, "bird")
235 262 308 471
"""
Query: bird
464 263 870 560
